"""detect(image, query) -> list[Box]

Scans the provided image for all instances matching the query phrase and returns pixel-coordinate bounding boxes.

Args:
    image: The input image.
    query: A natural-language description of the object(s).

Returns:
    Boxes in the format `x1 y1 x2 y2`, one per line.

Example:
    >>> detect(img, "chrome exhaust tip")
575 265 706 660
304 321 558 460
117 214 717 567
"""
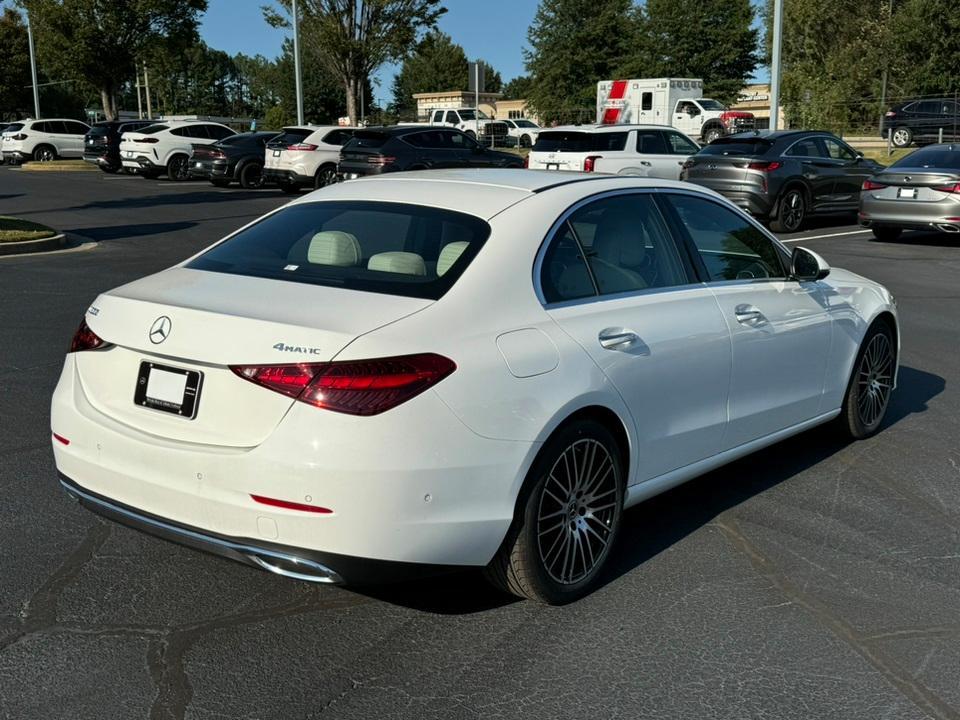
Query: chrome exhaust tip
246 553 344 584
936 223 960 233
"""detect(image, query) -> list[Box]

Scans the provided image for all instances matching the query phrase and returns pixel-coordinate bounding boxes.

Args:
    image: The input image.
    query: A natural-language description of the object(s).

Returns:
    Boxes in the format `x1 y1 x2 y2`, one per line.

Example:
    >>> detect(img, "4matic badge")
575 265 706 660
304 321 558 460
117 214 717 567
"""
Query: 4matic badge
273 343 322 355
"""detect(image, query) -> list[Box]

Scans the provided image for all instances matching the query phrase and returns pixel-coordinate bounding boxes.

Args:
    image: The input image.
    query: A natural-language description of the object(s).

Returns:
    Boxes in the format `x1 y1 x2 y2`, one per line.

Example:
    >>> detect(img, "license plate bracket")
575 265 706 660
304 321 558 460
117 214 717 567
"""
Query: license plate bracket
134 361 203 419
898 187 917 199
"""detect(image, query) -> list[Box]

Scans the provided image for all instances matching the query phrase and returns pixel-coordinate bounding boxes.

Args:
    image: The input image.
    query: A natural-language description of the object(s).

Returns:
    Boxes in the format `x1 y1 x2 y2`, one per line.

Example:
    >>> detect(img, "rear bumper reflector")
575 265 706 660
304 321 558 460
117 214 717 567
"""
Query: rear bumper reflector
53 432 70 445
250 494 333 514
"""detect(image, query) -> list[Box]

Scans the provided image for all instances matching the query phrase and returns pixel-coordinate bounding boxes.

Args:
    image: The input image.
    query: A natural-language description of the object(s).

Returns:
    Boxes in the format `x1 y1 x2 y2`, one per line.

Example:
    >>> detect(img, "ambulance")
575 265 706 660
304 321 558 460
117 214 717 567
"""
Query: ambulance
596 78 755 144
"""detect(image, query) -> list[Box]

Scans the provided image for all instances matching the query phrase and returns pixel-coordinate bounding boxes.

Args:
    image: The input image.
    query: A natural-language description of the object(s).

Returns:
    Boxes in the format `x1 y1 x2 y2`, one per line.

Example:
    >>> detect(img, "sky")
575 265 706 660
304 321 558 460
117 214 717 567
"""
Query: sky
202 0 769 106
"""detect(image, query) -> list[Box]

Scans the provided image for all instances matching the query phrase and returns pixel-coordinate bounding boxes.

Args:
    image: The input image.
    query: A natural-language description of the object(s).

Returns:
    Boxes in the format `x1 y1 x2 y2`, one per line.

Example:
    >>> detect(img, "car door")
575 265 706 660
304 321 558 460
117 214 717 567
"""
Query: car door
673 100 701 137
784 136 838 209
540 192 731 483
619 129 675 178
661 129 699 180
63 121 89 156
447 130 493 167
819 136 874 207
659 192 832 449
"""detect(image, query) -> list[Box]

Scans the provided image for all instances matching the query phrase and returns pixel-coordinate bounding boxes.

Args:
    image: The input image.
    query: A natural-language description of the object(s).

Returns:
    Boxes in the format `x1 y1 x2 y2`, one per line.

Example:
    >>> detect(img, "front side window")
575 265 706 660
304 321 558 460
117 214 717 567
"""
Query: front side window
444 111 459 124
820 137 857 161
541 194 690 302
664 131 698 155
786 137 824 158
676 101 699 116
664 194 785 281
187 202 490 300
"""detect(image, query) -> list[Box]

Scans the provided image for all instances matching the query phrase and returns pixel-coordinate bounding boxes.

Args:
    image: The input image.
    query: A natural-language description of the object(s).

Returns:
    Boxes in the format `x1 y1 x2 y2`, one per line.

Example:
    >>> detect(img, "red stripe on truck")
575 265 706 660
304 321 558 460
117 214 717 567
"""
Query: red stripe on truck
600 80 628 124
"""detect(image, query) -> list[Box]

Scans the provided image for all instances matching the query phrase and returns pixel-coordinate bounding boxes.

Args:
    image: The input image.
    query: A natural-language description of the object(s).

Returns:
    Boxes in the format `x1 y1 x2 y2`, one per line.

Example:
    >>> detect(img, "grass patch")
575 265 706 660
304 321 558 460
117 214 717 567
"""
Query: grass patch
859 147 912 165
0 215 57 243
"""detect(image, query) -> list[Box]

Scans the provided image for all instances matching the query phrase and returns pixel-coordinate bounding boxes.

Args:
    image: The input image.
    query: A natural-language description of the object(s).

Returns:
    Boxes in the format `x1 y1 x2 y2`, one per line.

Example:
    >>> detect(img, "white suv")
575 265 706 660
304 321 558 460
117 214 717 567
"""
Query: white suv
263 125 357 193
119 121 235 180
501 118 542 148
0 118 90 164
527 124 699 179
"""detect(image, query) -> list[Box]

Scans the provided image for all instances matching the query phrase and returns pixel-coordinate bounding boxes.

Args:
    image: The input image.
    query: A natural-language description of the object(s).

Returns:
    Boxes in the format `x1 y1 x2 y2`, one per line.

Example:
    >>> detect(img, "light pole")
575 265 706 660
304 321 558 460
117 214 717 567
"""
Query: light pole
769 0 784 131
292 0 304 125
24 7 41 119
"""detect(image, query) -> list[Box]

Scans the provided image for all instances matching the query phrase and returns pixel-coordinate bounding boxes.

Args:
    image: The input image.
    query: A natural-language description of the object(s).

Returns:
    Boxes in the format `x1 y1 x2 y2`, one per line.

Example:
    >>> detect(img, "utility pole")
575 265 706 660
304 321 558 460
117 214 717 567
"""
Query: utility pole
292 0 304 125
135 68 143 119
25 8 41 119
143 62 152 119
878 0 894 134
769 0 784 131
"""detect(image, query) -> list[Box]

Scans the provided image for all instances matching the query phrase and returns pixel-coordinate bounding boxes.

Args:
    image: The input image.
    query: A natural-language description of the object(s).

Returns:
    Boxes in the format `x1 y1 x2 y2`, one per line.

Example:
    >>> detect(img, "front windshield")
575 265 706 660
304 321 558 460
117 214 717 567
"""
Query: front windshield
697 99 726 111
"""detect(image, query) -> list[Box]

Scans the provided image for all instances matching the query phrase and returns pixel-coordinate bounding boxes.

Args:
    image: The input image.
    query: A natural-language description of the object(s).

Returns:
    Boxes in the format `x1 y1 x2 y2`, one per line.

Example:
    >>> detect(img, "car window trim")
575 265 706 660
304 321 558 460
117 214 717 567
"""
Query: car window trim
532 188 701 308
652 188 792 285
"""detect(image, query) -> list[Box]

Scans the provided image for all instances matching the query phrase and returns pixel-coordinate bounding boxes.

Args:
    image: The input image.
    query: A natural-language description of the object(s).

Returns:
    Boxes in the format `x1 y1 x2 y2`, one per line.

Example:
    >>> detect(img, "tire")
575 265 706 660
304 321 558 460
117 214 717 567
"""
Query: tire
519 134 532 148
278 182 300 195
702 126 722 144
484 418 625 604
166 155 190 181
33 145 57 162
99 165 119 174
891 126 913 148
769 187 806 233
210 178 231 188
870 226 902 242
239 163 264 189
837 321 896 439
141 170 161 180
313 164 337 190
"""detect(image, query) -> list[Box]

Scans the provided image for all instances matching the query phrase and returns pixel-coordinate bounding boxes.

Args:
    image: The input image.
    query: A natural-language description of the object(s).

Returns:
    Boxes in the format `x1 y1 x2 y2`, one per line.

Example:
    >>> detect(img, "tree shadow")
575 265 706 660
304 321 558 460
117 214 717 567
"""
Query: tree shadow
66 221 197 242
76 190 283 212
358 365 942 614
883 231 960 248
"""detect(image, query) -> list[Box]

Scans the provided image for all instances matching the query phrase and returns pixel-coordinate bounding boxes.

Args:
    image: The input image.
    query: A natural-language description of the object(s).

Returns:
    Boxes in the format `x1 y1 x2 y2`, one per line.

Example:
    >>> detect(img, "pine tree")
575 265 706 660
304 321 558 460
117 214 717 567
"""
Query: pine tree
524 0 634 124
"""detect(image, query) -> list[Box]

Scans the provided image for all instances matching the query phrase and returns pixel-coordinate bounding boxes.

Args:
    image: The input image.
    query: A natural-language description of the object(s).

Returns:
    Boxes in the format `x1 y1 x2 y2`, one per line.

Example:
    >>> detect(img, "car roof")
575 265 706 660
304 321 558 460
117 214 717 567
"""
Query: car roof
288 169 711 220
283 125 355 133
357 126 456 136
540 124 670 134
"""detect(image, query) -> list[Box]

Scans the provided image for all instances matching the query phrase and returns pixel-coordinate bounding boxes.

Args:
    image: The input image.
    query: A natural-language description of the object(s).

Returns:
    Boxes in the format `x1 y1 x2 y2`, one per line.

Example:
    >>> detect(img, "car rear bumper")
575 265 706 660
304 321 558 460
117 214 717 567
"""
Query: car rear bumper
51 355 532 580
84 152 117 167
2 150 28 162
121 154 162 172
859 196 960 232
686 180 772 217
263 168 312 187
190 159 233 180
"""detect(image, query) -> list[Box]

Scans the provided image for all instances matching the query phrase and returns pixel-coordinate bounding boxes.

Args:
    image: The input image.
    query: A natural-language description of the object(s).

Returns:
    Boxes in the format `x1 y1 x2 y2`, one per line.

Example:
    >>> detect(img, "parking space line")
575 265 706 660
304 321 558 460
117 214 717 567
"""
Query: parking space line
779 229 872 243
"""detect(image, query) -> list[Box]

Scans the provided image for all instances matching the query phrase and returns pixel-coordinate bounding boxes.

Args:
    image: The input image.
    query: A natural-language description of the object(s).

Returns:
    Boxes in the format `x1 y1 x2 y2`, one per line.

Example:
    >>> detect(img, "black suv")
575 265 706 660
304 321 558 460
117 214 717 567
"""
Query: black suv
338 126 524 179
882 99 960 148
188 131 279 188
681 131 884 232
83 119 157 173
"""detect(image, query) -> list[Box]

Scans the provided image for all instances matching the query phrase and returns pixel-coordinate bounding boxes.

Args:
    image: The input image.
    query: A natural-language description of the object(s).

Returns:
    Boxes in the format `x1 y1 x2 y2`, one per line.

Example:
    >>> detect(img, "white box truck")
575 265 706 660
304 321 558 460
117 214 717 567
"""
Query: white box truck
596 78 755 144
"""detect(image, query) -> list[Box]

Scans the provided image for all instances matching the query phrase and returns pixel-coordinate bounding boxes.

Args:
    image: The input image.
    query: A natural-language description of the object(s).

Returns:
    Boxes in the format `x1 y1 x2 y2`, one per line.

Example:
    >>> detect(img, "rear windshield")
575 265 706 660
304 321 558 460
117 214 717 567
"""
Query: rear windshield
268 128 311 147
3 123 23 134
348 131 389 149
533 131 628 153
137 124 168 135
892 147 960 169
186 201 491 300
88 124 111 136
698 136 773 156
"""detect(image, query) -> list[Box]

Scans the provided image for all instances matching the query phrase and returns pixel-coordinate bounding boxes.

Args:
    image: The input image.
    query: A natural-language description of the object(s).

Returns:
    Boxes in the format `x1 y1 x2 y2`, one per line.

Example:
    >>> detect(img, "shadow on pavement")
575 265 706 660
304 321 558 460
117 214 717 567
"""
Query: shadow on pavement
66 221 197 241
362 365 943 614
74 190 284 212
882 231 960 248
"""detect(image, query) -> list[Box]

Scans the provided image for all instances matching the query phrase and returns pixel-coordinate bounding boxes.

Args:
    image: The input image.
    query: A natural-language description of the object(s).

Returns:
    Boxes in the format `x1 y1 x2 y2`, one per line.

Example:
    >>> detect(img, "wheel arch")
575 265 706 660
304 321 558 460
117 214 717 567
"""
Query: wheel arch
773 178 813 215
163 149 190 168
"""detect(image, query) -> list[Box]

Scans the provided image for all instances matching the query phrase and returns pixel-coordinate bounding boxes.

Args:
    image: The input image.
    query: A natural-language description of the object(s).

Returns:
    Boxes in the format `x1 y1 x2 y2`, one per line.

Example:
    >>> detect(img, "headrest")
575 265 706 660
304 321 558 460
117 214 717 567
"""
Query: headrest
593 210 646 268
367 251 426 276
307 231 361 266
437 241 469 276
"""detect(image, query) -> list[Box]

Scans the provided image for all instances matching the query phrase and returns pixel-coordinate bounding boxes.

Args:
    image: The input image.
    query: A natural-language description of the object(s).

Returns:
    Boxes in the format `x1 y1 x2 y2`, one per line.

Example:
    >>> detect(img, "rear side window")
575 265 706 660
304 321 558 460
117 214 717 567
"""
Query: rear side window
664 194 785 281
187 202 490 300
786 137 824 157
636 130 668 154
699 137 773 156
641 92 653 111
269 128 312 147
138 124 169 135
349 131 389 149
207 125 235 140
892 148 960 169
65 121 89 135
321 129 354 146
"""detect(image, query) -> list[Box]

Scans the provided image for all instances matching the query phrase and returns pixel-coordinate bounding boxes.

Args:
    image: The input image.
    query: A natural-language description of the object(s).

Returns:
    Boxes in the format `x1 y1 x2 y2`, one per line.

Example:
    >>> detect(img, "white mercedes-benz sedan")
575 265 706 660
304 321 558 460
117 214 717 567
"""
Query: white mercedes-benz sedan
51 169 898 604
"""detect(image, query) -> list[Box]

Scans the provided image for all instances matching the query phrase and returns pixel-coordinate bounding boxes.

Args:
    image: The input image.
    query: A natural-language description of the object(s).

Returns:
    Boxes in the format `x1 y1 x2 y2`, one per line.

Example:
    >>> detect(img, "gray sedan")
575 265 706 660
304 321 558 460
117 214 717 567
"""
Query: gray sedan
859 144 960 241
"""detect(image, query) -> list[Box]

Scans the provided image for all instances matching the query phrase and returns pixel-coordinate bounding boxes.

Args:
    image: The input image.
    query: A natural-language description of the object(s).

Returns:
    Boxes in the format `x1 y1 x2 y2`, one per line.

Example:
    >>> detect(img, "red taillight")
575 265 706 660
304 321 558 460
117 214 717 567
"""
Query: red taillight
747 161 782 172
230 353 456 416
583 155 601 172
523 154 529 169
250 494 332 514
12 133 28 140
287 143 318 151
862 179 887 191
367 155 396 166
69 318 108 352
135 137 159 144
932 183 960 194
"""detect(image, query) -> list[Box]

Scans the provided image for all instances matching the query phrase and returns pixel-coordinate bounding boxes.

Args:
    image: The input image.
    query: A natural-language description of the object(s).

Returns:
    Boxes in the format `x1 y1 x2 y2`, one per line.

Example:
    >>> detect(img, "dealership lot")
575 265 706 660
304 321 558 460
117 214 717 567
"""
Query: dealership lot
2 166 960 719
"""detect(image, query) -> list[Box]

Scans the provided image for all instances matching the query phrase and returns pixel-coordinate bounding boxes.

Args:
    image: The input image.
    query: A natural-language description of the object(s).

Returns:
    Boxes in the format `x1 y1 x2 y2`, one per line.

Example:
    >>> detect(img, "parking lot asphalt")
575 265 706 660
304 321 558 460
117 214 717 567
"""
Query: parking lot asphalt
1 165 959 720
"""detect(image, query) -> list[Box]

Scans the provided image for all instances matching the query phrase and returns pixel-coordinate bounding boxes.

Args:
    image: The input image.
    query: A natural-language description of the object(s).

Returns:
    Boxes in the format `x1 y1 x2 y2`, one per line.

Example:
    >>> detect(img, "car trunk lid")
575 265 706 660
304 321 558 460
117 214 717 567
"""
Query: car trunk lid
866 169 960 203
76 267 432 447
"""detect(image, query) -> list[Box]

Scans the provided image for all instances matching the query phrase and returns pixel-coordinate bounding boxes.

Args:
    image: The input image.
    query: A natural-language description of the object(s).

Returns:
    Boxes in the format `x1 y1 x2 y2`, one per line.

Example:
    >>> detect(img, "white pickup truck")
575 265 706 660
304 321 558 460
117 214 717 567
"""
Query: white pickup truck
425 108 508 142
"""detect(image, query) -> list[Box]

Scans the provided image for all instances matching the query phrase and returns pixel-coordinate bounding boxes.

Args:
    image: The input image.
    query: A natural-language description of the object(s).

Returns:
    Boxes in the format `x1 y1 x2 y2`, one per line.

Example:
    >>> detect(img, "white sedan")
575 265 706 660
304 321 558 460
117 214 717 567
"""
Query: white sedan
51 170 898 603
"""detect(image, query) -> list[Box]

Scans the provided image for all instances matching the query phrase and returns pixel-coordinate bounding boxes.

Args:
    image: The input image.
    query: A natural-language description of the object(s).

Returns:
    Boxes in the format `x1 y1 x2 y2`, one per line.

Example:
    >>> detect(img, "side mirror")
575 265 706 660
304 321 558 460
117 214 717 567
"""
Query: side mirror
790 246 830 281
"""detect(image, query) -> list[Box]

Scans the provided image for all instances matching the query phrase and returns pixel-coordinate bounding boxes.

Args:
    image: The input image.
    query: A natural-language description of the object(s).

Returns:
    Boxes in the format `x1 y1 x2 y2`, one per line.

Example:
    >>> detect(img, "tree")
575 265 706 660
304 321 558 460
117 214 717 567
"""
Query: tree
264 0 445 125
621 0 759 104
391 31 469 115
501 75 534 101
524 0 633 124
20 0 207 121
888 0 960 97
0 8 33 119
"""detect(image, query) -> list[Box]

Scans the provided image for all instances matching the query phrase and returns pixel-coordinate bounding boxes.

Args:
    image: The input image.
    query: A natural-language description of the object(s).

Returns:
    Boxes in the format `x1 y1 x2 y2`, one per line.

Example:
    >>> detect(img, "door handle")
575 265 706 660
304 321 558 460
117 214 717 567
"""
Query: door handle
640 160 651 167
598 328 640 350
734 304 764 324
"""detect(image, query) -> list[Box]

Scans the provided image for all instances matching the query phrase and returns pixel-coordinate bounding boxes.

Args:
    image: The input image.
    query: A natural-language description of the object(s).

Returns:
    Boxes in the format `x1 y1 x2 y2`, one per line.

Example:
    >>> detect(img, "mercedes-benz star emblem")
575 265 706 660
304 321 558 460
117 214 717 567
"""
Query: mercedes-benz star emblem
149 316 172 344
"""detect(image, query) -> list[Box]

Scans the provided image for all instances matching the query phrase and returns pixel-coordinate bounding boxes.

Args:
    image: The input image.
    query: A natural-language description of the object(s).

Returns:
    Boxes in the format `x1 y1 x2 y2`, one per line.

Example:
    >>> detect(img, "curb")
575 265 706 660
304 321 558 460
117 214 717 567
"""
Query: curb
19 162 99 173
0 232 68 256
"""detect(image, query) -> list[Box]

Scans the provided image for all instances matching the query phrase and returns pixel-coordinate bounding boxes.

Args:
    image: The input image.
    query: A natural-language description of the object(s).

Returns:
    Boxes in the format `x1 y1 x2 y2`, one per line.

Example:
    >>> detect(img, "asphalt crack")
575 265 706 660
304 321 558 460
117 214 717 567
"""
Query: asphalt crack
713 516 960 720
